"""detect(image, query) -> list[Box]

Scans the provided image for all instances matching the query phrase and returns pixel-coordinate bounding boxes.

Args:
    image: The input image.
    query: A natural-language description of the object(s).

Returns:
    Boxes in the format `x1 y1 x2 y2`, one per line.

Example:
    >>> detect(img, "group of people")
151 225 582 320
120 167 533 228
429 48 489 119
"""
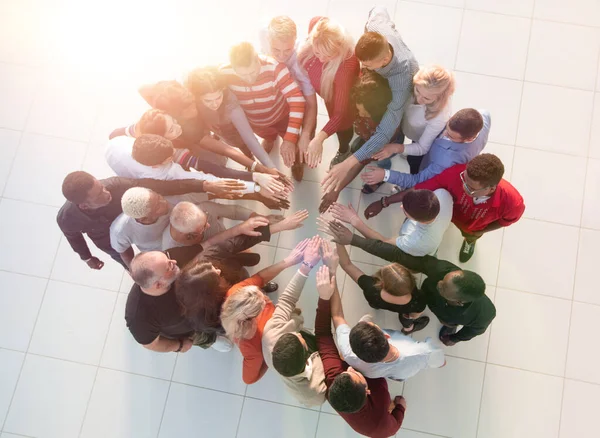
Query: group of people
55 6 526 437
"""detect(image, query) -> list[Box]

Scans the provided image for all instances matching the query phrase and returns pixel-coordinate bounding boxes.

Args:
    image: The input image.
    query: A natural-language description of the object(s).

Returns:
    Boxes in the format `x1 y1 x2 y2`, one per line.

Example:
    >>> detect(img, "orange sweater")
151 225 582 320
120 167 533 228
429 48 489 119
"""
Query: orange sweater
226 274 275 384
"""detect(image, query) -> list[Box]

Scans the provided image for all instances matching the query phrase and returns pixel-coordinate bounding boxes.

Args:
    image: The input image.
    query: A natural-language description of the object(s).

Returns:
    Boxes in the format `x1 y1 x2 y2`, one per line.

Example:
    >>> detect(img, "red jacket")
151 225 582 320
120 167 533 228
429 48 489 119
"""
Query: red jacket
415 164 525 233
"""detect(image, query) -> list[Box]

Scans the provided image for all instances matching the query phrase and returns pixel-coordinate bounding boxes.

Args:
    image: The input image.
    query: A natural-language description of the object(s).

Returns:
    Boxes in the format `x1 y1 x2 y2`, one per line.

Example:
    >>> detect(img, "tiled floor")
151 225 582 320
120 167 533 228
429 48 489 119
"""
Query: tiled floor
0 0 598 437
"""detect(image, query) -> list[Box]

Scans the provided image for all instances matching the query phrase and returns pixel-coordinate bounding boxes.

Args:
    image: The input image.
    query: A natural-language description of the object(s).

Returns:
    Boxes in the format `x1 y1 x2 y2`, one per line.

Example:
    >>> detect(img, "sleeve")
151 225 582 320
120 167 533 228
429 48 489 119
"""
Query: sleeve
315 298 346 387
414 163 460 191
201 225 271 261
389 405 406 430
386 161 445 189
497 194 525 227
192 159 253 181
353 70 412 161
170 163 257 193
109 217 131 253
274 64 306 143
108 126 127 140
134 178 206 196
270 271 307 326
57 209 93 260
239 340 268 384
229 104 276 167
233 274 265 290
321 57 360 136
200 201 253 221
334 324 354 360
403 111 448 156
451 304 496 342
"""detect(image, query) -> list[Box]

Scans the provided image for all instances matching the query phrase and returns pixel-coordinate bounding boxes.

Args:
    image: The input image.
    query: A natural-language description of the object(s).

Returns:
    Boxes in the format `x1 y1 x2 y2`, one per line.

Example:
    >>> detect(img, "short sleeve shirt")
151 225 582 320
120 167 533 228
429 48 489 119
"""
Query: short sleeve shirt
357 275 427 315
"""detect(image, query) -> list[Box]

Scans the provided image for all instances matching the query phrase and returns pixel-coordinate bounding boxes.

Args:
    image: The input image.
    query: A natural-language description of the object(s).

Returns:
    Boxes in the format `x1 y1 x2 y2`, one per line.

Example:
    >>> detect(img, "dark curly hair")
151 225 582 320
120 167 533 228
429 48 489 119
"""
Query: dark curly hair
466 153 505 187
351 69 392 123
132 134 174 166
329 372 367 413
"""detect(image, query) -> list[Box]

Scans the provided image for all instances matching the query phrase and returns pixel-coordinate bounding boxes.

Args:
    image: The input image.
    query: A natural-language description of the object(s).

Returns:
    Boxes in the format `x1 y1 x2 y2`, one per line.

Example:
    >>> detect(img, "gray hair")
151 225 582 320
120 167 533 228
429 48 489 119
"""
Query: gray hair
221 285 266 340
170 202 206 233
130 252 162 289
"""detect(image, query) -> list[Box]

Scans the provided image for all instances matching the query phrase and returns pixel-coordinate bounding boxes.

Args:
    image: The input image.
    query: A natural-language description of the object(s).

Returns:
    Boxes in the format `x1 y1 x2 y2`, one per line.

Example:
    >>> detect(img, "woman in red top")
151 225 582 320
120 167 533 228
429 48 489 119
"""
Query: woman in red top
298 17 360 169
220 238 312 384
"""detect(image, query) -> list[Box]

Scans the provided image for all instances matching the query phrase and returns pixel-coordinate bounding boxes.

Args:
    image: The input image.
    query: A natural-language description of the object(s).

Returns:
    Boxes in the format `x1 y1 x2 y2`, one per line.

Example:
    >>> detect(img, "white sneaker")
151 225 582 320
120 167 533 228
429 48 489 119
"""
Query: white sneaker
359 314 374 324
211 335 234 353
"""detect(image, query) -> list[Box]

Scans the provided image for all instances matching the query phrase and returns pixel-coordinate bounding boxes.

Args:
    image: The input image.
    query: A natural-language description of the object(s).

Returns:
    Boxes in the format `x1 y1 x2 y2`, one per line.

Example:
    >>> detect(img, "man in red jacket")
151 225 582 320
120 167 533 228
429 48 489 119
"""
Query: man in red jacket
364 154 525 262
315 265 406 438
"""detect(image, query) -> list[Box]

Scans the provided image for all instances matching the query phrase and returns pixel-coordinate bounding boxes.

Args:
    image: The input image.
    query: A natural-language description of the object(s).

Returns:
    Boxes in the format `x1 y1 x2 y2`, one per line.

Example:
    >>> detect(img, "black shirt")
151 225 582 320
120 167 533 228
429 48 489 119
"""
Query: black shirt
350 235 496 342
56 177 205 260
357 275 426 315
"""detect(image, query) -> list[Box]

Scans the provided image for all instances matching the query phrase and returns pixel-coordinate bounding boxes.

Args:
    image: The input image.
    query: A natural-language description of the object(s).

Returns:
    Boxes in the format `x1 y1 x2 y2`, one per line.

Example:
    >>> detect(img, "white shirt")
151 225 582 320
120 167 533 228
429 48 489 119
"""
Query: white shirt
396 188 453 256
402 103 452 156
104 136 255 193
110 212 171 253
335 324 445 380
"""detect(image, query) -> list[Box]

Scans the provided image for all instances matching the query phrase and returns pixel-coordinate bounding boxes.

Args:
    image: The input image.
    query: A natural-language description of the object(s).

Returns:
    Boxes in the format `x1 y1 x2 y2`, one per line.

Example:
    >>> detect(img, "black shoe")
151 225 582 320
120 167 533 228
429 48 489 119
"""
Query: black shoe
459 239 476 263
439 325 457 339
263 281 279 293
400 316 430 334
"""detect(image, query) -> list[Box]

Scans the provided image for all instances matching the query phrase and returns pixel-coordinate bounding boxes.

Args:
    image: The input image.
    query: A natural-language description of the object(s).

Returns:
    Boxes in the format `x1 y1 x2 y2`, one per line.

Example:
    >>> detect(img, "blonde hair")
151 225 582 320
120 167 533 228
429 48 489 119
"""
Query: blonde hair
170 202 206 233
229 42 257 68
268 16 297 41
413 65 455 120
221 285 266 340
121 187 153 219
372 263 416 297
298 18 354 102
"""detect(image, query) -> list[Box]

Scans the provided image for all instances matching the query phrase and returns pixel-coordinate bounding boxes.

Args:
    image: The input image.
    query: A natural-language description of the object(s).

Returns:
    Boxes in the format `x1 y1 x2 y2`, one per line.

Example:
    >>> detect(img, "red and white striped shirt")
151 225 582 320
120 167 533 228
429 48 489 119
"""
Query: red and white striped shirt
220 56 305 144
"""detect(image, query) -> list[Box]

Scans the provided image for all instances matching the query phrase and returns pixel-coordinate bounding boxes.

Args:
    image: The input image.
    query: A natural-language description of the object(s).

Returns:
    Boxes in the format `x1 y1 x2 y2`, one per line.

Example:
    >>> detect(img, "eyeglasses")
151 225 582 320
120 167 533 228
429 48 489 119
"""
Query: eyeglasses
460 171 490 196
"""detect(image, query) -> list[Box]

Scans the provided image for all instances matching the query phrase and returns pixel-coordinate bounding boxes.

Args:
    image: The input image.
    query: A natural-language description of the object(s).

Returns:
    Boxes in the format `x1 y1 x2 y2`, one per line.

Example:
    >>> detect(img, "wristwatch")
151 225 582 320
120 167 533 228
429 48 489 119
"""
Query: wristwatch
254 184 261 193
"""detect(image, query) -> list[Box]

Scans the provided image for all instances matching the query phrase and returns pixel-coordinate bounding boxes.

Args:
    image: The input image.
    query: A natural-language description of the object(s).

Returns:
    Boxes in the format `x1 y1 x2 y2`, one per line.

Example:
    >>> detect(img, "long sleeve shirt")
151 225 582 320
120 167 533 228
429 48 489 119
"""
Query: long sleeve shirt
415 163 525 233
386 109 491 189
353 6 419 162
56 177 206 260
262 271 327 407
349 235 496 342
220 57 306 144
315 298 405 437
402 103 452 156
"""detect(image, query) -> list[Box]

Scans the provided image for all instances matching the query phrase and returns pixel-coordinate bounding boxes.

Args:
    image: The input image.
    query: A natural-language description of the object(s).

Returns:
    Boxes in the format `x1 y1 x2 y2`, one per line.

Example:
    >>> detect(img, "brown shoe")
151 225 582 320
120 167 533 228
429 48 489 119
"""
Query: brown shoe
291 162 304 182
261 138 275 153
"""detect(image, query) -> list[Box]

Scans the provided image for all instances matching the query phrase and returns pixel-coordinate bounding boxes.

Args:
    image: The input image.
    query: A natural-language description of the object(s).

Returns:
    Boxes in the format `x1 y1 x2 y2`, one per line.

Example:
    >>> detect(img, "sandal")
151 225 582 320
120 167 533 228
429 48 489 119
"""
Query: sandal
361 182 384 194
400 316 430 335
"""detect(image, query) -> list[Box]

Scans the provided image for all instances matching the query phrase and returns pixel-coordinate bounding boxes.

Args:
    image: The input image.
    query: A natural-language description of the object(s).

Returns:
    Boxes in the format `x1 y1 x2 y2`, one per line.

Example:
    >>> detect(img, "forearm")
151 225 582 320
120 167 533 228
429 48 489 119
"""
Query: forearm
63 231 93 260
136 178 206 196
192 160 253 181
336 243 352 267
301 94 318 136
119 247 135 268
200 136 254 168
381 189 409 207
350 234 426 272
330 287 346 329
230 106 275 167
202 223 244 248
256 259 290 283
390 405 406 428
353 218 388 241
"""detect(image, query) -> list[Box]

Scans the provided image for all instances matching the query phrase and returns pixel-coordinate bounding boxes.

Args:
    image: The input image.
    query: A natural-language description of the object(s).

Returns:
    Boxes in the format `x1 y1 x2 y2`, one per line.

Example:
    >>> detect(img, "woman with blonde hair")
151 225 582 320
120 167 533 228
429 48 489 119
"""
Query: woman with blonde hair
298 17 360 169
371 65 456 173
220 237 320 384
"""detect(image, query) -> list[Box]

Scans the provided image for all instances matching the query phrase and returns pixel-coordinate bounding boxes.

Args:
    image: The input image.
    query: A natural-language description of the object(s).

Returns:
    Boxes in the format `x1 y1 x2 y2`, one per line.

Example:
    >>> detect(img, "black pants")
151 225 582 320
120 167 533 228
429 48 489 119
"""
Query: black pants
336 127 355 153
407 155 424 175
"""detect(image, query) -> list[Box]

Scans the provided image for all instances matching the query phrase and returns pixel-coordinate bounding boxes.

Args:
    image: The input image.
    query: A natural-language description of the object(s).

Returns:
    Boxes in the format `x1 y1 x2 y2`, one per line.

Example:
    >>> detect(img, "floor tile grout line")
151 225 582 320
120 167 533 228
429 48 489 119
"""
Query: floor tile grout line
155 353 180 438
451 0 465 71
234 396 247 438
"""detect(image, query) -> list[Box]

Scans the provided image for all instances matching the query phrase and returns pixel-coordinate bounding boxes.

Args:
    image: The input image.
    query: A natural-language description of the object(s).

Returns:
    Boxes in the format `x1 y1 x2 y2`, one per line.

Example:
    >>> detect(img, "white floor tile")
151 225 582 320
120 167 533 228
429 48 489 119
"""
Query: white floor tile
100 294 177 380
328 0 397 43
534 0 600 27
316 412 364 438
4 354 96 438
581 158 600 230
498 219 579 299
478 364 563 438
245 368 320 410
0 129 21 196
465 0 534 17
82 142 120 181
407 0 464 8
29 280 116 365
402 356 485 438
559 379 600 438
526 20 600 91
171 344 247 396
395 1 463 68
0 349 25 427
3 132 87 207
574 228 600 305
483 143 515 181
80 368 170 438
159 383 244 438
244 243 278 277
590 93 600 159
237 398 319 438
516 83 593 156
0 198 61 277
456 11 530 80
452 72 523 146
0 64 39 131
397 430 448 438
511 148 586 226
565 301 600 384
50 237 125 291
488 288 571 375
0 272 46 351
119 270 134 294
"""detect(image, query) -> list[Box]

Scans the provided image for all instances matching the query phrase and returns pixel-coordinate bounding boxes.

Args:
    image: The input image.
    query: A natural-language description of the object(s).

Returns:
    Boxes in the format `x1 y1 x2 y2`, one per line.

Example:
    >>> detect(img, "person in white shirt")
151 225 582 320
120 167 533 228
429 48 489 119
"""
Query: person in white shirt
259 16 318 167
335 314 445 381
329 188 453 257
110 187 172 267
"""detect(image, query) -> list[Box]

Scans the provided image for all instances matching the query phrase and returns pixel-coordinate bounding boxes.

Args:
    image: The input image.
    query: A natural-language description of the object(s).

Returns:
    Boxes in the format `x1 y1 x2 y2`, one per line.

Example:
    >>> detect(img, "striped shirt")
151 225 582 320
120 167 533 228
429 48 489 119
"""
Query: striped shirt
353 6 419 162
220 57 306 144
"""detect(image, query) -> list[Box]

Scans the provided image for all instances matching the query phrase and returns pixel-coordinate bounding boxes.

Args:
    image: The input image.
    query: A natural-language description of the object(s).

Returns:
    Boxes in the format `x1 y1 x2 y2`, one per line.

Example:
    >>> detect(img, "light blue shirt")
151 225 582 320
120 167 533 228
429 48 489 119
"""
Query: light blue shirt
387 110 491 188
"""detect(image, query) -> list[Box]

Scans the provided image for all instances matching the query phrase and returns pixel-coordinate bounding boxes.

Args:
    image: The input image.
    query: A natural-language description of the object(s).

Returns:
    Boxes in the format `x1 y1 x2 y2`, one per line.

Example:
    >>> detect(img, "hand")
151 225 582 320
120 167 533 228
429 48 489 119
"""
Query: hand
86 256 104 270
364 199 384 219
372 143 403 161
317 218 353 245
284 238 310 266
303 236 322 267
394 396 407 410
254 191 290 210
179 338 193 353
360 166 385 185
440 334 456 347
316 265 335 300
306 137 323 168
203 179 246 199
321 240 339 273
239 216 270 236
330 202 360 227
274 170 295 192
297 132 310 164
278 209 309 231
265 214 284 224
322 160 350 193
280 140 297 168
252 173 286 196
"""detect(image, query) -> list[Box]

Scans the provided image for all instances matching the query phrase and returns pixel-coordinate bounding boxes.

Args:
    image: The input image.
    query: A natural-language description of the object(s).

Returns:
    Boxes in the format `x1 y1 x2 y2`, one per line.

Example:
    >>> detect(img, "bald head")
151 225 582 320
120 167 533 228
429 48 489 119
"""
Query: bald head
130 251 179 293
170 202 207 233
